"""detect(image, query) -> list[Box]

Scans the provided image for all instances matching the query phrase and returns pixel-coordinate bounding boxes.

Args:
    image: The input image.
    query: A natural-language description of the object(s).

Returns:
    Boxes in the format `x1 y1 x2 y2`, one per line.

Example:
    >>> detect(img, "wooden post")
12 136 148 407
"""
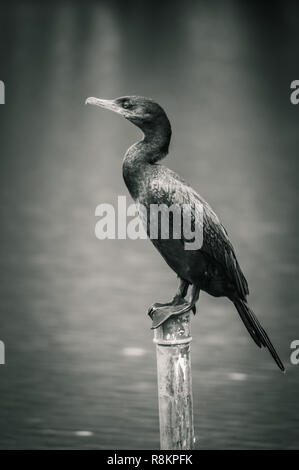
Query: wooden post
153 311 195 450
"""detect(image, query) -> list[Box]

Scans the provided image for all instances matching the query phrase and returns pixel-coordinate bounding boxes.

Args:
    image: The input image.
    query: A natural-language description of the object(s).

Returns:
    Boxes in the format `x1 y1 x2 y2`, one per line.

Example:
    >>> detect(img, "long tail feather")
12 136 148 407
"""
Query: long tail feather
233 299 285 372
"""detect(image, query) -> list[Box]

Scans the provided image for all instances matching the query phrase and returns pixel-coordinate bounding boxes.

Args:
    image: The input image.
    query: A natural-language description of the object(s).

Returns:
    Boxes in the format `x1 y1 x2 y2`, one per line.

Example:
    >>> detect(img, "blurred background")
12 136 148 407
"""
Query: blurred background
0 0 298 450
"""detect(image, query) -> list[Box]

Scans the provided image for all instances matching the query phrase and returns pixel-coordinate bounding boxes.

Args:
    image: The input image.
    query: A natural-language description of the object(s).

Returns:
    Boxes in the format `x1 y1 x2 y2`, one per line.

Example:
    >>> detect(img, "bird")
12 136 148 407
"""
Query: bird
86 95 285 372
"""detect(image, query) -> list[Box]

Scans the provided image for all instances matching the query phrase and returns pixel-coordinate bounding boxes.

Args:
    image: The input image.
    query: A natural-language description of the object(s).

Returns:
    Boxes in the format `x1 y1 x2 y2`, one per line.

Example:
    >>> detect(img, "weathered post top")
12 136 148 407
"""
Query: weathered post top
153 311 191 346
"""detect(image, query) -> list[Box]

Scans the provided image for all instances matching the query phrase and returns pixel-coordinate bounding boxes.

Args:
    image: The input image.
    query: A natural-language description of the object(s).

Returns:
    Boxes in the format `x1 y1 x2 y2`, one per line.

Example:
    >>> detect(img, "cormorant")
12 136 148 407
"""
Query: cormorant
86 95 285 372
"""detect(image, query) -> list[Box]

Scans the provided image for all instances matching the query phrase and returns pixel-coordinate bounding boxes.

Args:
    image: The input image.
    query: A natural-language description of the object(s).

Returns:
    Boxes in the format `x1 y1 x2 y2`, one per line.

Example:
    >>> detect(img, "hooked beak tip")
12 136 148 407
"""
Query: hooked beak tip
85 97 100 106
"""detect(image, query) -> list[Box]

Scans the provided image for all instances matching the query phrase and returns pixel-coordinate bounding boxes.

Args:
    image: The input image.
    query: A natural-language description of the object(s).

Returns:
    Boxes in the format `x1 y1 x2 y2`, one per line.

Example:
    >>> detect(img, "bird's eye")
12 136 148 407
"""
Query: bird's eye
122 101 132 109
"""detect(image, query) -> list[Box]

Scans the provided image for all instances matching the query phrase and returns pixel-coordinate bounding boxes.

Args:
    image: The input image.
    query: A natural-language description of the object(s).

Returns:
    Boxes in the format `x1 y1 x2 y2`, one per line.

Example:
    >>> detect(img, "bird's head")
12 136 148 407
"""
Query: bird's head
85 95 171 141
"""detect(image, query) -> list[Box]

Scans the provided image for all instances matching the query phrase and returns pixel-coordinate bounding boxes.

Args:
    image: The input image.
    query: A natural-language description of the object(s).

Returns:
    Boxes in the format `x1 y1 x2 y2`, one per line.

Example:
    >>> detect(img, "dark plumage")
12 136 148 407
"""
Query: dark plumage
86 95 284 372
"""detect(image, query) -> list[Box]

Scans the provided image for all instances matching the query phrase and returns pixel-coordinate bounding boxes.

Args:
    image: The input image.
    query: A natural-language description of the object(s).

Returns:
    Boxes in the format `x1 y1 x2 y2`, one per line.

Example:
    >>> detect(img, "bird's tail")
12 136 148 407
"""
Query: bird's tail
233 299 285 372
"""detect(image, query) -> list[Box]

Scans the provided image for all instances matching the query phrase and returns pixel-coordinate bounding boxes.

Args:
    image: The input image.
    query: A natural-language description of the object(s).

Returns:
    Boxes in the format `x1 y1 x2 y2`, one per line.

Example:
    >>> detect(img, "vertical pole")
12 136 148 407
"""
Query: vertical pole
153 311 194 450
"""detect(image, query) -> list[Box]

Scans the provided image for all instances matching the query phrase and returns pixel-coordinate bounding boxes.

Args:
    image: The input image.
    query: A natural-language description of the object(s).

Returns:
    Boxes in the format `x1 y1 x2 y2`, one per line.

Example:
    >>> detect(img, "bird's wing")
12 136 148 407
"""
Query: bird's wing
201 197 249 299
148 168 249 299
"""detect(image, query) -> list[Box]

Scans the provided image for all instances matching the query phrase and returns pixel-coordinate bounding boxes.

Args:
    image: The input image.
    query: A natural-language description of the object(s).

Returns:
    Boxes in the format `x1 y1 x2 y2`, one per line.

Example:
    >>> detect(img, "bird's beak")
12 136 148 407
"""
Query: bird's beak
85 97 123 115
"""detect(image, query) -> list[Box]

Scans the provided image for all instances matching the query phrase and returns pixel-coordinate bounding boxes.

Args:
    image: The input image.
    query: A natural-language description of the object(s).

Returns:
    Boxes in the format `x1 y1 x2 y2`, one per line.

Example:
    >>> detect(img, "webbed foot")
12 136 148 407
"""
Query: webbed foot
148 298 193 329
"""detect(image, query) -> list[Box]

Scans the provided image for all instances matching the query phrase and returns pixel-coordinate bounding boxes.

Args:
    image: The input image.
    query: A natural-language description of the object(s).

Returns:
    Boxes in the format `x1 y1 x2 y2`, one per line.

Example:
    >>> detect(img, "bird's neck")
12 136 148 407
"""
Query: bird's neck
122 125 171 199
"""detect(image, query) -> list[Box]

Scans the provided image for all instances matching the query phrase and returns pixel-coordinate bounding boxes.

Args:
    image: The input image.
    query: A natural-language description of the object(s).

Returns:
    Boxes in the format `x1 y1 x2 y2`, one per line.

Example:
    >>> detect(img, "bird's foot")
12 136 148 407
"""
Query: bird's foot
148 298 194 329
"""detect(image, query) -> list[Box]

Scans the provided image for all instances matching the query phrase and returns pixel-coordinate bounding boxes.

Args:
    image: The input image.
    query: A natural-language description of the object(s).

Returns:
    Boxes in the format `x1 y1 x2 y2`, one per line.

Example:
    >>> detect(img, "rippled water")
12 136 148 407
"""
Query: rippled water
0 0 298 449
